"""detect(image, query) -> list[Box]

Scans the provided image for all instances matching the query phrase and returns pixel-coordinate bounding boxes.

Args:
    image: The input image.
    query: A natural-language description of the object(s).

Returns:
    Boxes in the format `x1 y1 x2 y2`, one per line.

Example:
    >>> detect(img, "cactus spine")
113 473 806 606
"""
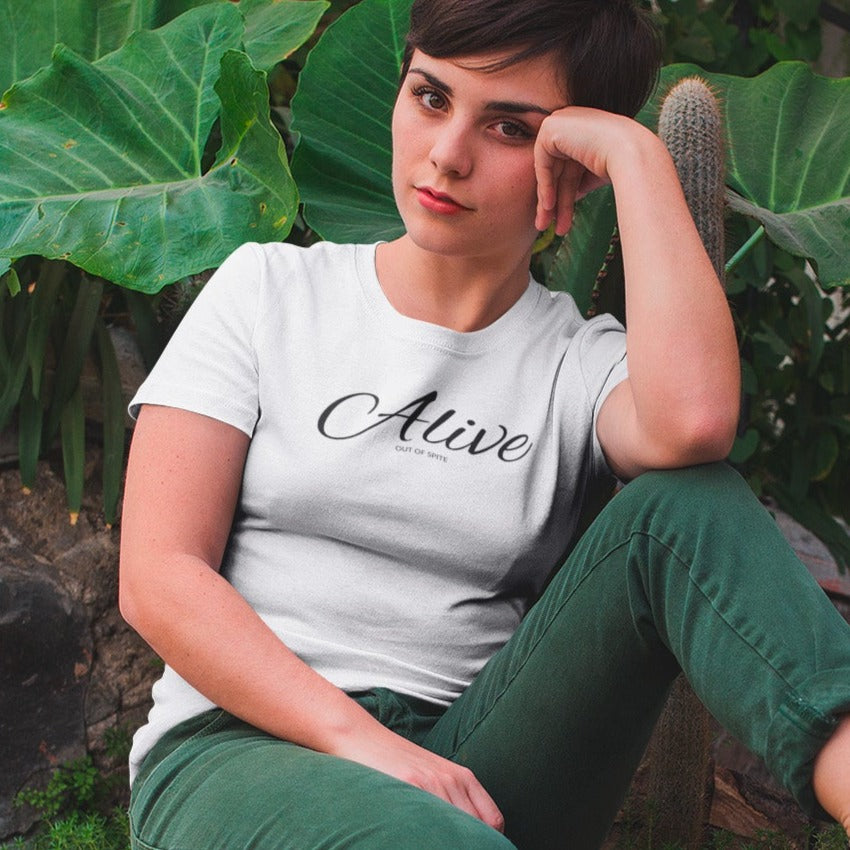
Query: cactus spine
658 76 726 285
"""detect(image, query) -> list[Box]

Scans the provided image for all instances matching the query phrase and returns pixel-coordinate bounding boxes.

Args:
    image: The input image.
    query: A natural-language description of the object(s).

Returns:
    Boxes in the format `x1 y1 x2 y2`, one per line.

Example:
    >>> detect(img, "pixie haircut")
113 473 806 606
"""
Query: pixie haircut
401 0 662 118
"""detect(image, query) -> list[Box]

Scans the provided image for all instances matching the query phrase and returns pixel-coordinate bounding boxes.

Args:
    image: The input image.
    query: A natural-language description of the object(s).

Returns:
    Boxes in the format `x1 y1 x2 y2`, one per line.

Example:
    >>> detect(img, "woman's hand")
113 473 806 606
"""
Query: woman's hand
333 728 505 833
533 106 660 236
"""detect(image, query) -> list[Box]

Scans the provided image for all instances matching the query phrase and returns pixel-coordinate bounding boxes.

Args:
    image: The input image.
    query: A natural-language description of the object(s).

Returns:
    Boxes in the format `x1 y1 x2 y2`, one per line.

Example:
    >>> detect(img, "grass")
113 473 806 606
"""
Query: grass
0 810 129 850
3 751 131 850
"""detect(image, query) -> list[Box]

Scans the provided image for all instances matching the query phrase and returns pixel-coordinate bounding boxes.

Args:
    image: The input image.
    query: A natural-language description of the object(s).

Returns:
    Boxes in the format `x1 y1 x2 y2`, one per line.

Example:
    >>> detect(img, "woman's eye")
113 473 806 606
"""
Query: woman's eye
413 86 446 111
496 121 532 140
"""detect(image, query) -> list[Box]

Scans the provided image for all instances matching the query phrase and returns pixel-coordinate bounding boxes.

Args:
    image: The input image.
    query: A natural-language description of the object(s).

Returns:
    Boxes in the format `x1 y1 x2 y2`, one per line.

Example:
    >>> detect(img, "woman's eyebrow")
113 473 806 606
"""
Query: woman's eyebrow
408 68 452 94
484 100 551 116
407 68 551 116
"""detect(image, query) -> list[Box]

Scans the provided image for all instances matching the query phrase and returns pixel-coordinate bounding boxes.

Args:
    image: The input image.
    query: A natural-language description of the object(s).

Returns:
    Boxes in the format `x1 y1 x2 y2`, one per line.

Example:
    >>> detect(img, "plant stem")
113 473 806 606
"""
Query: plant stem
725 225 766 275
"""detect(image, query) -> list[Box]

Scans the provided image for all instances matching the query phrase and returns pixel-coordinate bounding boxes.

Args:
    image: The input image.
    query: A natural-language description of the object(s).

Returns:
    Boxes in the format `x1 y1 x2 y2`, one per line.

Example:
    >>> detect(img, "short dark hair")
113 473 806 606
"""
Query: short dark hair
400 0 661 118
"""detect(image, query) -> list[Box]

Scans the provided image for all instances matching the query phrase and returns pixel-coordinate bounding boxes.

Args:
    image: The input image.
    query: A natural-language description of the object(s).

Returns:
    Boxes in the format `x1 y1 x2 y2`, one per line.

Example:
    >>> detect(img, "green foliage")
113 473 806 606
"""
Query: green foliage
40 811 128 850
15 757 100 822
651 0 822 74
290 0 850 568
666 62 850 287
0 1 236 95
728 241 850 569
0 0 848 558
0 260 142 522
0 0 327 521
101 726 133 763
0 810 130 850
813 822 850 850
291 0 411 242
0 1 322 293
8 748 132 850
542 189 620 316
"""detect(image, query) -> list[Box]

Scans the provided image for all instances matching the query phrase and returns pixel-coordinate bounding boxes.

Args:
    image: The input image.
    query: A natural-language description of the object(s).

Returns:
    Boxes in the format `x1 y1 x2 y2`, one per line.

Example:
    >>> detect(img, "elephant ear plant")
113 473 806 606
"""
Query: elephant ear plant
0 0 327 522
291 0 850 569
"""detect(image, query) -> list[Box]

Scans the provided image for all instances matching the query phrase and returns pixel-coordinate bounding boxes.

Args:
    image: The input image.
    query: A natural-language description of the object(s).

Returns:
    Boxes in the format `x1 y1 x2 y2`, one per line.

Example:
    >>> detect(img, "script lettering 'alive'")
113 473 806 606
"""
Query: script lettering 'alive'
317 391 532 462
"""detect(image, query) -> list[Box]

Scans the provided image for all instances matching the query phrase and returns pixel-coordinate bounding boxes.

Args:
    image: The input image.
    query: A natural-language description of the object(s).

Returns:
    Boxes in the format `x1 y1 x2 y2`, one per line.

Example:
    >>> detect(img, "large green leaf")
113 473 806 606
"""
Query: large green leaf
1 0 328 96
2 0 87 93
291 0 412 242
657 62 850 288
545 187 617 314
0 0 218 94
0 5 299 292
241 0 329 71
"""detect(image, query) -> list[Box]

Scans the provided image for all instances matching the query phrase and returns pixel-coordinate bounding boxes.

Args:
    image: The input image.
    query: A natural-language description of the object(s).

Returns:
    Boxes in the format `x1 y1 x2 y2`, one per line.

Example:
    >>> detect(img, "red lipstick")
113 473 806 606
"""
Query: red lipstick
416 187 470 215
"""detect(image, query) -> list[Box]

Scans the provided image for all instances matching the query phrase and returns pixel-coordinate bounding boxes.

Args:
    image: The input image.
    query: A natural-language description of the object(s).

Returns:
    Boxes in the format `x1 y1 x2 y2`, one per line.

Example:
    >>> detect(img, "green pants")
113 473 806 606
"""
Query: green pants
129 464 850 849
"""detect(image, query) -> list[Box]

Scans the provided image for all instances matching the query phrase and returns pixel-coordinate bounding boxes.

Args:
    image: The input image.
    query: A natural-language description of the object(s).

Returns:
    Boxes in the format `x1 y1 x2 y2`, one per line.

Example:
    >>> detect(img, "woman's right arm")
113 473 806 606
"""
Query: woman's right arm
119 404 503 832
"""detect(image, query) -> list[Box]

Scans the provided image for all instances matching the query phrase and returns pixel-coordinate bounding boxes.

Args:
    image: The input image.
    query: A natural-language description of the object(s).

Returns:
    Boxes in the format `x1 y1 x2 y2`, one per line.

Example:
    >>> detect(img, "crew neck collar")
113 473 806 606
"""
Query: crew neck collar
355 243 541 355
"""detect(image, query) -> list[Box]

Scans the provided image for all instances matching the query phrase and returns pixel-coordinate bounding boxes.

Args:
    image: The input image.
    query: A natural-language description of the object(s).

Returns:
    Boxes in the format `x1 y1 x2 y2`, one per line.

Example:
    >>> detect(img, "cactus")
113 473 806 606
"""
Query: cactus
626 77 727 850
658 76 727 285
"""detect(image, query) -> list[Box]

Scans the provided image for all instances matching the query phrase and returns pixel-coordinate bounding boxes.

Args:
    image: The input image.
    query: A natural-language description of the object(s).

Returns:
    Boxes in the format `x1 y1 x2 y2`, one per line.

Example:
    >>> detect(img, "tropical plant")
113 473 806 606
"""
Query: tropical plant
651 0 824 74
289 0 850 567
0 0 327 521
1 0 848 566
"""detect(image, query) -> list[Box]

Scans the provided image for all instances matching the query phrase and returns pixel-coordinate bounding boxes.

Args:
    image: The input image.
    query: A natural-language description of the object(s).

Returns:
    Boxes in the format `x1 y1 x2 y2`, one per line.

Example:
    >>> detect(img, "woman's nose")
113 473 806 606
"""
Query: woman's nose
429 122 473 177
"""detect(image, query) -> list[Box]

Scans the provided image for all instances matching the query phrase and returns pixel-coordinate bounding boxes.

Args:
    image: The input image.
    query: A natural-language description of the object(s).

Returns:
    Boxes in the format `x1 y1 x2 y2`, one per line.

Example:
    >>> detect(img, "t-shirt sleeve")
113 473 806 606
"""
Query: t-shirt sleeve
577 313 628 477
129 242 263 436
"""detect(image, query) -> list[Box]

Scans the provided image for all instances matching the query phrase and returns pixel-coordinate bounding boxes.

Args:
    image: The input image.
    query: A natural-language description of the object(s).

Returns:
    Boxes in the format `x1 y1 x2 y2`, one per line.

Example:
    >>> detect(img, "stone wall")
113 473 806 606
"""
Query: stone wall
0 452 158 839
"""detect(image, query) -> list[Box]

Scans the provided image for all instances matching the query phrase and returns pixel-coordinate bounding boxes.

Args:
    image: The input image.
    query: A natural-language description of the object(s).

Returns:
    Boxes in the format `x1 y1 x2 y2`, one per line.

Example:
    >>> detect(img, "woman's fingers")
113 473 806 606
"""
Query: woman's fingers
460 770 505 832
413 759 504 831
535 151 563 232
535 106 619 235
535 152 585 236
553 159 585 236
341 733 504 832
435 763 504 832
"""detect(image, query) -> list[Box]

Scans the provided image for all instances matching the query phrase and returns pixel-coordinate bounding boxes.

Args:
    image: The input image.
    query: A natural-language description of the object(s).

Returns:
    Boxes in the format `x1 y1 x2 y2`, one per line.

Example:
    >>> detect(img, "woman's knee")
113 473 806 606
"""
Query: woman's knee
606 461 763 535
620 461 746 505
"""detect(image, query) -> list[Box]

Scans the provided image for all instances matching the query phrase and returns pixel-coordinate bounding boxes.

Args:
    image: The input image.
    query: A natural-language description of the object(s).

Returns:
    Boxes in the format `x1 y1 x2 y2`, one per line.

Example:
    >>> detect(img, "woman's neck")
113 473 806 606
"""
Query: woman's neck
374 236 533 333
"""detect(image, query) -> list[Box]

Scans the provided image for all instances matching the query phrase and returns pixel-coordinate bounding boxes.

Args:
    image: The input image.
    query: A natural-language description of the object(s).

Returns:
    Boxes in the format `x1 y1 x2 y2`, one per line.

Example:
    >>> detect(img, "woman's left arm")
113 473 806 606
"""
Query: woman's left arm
535 108 740 481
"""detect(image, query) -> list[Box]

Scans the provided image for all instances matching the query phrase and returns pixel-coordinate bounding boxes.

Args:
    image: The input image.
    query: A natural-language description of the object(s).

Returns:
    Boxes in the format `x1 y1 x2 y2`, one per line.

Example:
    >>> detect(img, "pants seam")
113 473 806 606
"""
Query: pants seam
448 527 820 759
138 708 228 788
446 536 634 757
130 816 183 850
636 528 804 699
131 710 228 850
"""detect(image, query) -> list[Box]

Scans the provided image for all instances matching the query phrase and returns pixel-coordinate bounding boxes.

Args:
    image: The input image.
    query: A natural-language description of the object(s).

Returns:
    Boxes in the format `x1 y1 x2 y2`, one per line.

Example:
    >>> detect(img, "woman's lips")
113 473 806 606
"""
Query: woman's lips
415 187 471 215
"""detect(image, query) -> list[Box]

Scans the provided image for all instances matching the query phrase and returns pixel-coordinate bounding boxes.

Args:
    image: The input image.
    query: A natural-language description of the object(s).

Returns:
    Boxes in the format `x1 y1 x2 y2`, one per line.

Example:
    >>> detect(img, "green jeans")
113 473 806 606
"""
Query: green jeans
129 464 850 849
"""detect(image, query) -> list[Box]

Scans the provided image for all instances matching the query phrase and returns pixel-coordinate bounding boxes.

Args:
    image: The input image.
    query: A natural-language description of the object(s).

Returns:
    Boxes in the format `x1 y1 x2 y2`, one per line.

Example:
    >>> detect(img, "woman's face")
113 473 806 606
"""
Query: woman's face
391 49 566 264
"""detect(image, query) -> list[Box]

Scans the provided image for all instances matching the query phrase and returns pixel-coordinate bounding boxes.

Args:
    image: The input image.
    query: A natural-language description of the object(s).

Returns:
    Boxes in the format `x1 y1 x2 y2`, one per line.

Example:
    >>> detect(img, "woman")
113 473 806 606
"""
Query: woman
120 0 850 847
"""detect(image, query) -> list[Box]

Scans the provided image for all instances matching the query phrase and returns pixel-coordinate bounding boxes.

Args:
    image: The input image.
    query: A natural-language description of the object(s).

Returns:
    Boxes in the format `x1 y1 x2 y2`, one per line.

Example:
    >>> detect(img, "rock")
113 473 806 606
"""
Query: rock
0 453 159 840
0 558 90 837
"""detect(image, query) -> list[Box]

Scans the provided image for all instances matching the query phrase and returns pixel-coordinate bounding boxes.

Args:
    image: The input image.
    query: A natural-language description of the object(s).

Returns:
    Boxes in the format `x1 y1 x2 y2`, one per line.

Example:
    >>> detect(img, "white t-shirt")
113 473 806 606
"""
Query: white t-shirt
127 240 628 781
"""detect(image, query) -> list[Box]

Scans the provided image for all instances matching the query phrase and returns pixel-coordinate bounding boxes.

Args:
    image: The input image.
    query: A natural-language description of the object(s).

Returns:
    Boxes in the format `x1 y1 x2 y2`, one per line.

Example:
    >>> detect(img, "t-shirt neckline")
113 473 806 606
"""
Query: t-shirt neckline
355 243 541 355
